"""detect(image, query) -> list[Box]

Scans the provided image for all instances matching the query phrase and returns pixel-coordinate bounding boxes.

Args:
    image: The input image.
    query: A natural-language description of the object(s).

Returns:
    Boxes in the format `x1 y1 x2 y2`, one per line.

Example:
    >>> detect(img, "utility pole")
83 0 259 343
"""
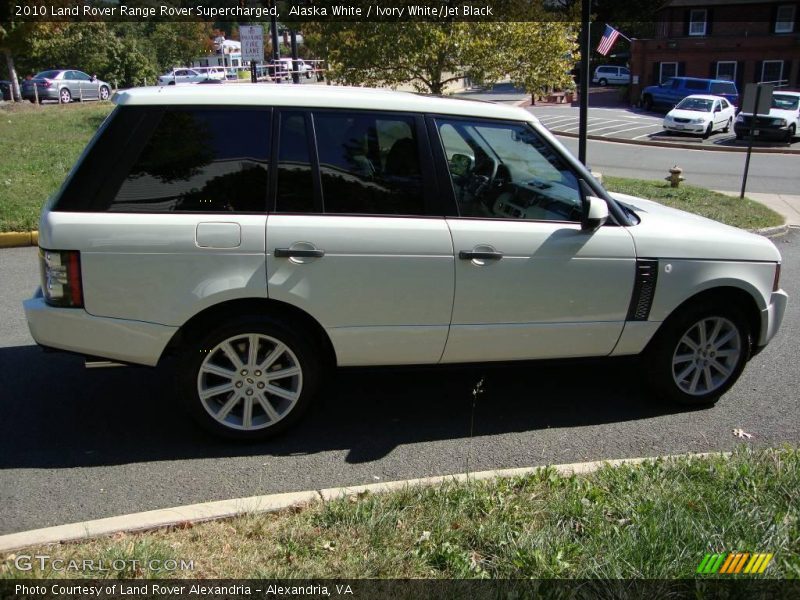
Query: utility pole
578 0 591 166
290 30 300 84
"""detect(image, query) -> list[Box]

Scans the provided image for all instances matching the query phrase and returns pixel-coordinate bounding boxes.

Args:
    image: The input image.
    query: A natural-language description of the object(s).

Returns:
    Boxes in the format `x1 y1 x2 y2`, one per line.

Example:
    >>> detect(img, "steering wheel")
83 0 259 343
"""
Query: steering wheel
464 155 499 208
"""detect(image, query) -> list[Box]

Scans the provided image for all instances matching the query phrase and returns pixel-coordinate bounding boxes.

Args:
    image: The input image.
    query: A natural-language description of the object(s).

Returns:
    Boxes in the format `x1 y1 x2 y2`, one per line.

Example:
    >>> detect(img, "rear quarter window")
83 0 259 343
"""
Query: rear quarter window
710 82 737 95
55 107 271 213
684 80 708 91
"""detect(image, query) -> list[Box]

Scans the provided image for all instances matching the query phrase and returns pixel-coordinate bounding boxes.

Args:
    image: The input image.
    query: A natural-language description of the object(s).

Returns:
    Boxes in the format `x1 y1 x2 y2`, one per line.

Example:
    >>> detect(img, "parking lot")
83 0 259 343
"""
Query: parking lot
529 105 800 149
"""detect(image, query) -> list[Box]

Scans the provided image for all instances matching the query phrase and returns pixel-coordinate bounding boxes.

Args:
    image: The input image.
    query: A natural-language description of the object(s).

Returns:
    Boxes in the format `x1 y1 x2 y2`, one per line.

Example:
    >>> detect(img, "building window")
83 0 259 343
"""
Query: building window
716 61 737 82
689 9 707 36
775 5 796 33
660 62 678 83
761 60 785 84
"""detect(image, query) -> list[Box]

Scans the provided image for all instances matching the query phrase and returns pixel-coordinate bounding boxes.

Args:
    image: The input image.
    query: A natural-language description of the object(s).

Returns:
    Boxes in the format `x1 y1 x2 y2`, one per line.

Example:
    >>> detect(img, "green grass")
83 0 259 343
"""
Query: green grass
2 447 798 579
604 175 784 230
0 102 785 232
0 102 113 232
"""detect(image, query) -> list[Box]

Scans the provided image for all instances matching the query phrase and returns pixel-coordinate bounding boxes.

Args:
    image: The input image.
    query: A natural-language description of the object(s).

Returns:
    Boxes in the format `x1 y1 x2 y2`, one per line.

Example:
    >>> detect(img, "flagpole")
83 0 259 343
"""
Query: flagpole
578 0 590 166
609 26 632 42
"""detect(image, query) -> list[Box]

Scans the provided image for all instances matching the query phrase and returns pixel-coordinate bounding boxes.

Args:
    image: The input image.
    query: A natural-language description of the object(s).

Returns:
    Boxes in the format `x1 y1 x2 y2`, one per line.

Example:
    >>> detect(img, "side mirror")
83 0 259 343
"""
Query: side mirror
581 196 609 232
450 153 474 178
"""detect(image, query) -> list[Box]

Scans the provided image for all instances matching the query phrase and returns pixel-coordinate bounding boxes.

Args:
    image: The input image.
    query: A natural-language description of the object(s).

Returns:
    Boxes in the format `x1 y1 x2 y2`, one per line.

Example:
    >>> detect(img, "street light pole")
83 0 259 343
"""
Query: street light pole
578 0 591 166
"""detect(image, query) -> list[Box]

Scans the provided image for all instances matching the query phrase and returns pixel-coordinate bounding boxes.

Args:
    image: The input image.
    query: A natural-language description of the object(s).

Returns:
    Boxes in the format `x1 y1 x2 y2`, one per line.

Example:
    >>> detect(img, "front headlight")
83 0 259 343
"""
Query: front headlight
776 119 788 127
736 114 744 123
690 118 705 124
665 115 673 121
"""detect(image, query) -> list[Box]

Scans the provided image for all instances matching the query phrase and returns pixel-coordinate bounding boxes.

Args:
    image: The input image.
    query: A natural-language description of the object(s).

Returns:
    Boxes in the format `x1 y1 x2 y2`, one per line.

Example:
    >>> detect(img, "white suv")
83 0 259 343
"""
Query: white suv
24 85 788 439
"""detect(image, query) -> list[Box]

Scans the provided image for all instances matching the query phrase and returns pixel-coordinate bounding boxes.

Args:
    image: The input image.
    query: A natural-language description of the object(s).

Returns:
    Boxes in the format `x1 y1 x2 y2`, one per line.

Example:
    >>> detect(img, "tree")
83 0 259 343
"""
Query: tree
149 22 213 71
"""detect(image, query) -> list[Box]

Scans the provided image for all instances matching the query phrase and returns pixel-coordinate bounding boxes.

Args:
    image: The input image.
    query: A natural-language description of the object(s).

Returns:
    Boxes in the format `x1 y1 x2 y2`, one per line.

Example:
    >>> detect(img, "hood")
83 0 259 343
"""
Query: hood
610 192 781 263
667 108 711 120
739 108 798 120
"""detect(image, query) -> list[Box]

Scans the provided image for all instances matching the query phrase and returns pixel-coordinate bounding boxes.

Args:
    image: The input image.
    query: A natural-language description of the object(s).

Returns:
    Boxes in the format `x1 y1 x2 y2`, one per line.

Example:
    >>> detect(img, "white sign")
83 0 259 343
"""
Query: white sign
240 26 264 63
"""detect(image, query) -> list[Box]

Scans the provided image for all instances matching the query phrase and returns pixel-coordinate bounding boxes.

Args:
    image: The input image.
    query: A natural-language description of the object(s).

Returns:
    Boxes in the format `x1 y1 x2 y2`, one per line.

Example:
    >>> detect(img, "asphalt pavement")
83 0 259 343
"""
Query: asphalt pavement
1 229 798 535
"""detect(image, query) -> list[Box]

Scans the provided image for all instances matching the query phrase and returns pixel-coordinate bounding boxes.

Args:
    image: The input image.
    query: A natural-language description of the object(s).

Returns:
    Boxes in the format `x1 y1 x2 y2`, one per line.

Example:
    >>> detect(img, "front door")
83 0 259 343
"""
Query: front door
266 110 454 366
431 117 636 363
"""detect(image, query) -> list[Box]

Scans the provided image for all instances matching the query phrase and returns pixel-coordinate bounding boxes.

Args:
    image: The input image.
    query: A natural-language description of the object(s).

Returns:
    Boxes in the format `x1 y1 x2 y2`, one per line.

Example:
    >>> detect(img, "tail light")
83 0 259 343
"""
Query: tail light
39 249 83 308
773 263 782 292
37 79 52 87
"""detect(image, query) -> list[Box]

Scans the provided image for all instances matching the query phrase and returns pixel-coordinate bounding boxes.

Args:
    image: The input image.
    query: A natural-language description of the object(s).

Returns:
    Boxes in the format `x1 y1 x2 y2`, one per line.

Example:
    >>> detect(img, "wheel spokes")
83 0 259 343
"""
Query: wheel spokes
672 316 741 396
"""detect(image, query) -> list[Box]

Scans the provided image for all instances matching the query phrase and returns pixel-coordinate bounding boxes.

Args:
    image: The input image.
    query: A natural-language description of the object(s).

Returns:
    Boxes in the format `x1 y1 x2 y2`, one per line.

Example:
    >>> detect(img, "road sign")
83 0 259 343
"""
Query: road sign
741 83 774 116
240 26 264 63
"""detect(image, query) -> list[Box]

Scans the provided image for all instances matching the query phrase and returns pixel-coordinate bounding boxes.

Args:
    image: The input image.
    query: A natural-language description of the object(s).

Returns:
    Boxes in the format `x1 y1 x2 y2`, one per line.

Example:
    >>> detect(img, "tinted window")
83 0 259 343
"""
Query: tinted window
436 118 582 222
684 80 708 90
72 71 92 81
276 112 314 213
110 109 270 212
34 70 61 79
710 82 736 95
314 112 424 215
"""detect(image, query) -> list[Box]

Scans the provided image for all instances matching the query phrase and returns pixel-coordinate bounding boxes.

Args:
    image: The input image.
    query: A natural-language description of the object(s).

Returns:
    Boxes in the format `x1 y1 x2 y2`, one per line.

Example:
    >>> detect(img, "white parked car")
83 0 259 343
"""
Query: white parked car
734 91 800 142
592 65 630 86
24 86 787 439
157 68 225 86
663 95 736 138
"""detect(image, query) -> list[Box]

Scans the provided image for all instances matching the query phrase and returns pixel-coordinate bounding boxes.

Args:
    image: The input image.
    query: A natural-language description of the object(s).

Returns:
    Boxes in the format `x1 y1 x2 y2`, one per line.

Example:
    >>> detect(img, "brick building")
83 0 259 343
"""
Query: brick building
629 0 800 102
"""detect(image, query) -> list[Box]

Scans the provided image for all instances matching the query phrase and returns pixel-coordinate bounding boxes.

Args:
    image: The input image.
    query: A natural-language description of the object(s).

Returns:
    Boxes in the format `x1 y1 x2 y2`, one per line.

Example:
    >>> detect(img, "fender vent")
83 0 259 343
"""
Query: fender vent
627 260 659 321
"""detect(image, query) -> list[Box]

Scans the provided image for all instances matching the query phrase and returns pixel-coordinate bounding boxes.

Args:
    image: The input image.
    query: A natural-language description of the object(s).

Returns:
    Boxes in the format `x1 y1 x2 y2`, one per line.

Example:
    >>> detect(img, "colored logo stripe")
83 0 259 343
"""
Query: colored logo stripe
697 552 774 574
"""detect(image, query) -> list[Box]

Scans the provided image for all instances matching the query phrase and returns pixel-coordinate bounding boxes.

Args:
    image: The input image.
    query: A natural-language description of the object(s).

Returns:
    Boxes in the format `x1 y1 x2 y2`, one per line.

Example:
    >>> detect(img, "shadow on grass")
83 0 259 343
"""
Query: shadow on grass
0 344 697 469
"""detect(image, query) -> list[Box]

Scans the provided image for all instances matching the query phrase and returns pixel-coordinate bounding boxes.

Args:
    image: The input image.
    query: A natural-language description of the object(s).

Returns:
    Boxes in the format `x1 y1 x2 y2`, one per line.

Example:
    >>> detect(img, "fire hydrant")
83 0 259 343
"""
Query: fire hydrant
666 165 685 188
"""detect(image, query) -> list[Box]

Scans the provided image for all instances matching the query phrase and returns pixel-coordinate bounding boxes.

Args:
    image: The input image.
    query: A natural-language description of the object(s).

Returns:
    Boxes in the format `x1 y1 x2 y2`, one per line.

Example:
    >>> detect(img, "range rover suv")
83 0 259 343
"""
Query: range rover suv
24 85 787 439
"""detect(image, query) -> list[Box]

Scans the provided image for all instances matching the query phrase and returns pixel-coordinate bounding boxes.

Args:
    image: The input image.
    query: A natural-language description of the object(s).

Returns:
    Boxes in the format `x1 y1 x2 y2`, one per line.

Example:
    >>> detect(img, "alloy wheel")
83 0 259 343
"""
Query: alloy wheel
197 333 303 431
671 317 741 396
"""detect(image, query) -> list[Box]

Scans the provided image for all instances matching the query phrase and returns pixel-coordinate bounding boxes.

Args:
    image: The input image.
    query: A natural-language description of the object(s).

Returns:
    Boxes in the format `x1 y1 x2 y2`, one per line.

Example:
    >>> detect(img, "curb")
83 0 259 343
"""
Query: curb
755 224 791 238
0 231 38 248
551 130 800 155
0 451 730 553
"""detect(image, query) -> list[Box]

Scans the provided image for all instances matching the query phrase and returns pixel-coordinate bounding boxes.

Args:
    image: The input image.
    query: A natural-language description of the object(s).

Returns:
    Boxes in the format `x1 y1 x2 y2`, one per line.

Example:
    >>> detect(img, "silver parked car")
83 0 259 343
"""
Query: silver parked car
24 86 788 440
21 70 111 103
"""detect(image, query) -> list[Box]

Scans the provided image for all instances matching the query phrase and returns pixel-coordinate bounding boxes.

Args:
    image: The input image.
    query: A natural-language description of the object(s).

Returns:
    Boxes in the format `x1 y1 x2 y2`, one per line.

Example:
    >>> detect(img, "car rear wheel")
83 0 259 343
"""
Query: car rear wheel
646 302 751 406
723 118 732 133
178 317 320 440
59 88 71 103
598 78 608 86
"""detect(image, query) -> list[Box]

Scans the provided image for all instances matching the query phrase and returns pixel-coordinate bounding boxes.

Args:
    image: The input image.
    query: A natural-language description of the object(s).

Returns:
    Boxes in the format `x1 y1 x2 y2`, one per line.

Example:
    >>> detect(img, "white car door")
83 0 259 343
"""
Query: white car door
266 110 455 366
432 117 637 363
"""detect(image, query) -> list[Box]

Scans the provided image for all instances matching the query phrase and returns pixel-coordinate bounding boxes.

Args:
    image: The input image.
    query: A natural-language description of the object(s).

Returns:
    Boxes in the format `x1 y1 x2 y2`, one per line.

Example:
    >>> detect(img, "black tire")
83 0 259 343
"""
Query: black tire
723 118 732 133
99 85 110 101
786 124 795 143
598 78 608 86
735 132 744 141
177 316 320 440
645 301 751 406
642 95 653 111
59 88 71 104
703 122 713 139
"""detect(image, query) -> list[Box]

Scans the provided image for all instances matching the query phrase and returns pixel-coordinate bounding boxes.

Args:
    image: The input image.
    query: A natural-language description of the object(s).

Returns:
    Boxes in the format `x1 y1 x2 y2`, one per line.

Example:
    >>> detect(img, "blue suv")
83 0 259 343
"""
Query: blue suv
640 77 738 111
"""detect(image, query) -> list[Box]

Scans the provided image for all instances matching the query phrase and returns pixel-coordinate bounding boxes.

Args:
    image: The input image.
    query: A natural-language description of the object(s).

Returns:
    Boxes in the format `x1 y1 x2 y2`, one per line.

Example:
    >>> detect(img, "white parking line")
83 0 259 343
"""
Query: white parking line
561 120 626 133
632 131 663 140
537 116 576 126
599 123 664 137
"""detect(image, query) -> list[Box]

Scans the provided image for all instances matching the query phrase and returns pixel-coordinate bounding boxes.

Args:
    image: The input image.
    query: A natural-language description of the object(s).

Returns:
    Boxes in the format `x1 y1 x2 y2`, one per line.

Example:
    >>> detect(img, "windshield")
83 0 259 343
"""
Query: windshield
772 94 800 110
676 98 713 112
34 70 61 80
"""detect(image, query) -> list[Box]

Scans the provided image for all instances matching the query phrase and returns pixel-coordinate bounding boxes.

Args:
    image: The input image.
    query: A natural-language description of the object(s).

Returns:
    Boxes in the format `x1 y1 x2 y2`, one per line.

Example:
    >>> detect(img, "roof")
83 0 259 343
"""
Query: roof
112 84 534 121
680 94 728 100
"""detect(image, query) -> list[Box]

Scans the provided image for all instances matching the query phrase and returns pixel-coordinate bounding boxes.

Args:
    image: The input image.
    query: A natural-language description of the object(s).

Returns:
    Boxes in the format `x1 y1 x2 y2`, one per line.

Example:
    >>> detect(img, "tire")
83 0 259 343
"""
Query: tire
642 95 653 111
645 301 751 406
735 132 743 141
703 122 713 139
598 78 608 87
786 124 795 143
99 85 110 101
177 316 320 440
59 88 71 104
723 118 732 133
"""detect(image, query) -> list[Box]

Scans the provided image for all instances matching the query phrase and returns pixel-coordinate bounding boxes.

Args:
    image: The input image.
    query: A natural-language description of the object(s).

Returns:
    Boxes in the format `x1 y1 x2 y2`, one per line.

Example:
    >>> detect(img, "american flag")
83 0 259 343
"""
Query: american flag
597 25 621 56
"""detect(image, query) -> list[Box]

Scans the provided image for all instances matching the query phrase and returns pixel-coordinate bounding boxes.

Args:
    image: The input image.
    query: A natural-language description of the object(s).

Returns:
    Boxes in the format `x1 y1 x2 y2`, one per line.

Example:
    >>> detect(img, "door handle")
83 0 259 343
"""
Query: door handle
458 250 503 261
274 248 325 258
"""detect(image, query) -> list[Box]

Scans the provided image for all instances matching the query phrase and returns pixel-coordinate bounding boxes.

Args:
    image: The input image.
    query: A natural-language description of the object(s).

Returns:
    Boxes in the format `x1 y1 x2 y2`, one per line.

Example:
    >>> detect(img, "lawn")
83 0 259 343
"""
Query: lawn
0 102 785 232
2 447 798 579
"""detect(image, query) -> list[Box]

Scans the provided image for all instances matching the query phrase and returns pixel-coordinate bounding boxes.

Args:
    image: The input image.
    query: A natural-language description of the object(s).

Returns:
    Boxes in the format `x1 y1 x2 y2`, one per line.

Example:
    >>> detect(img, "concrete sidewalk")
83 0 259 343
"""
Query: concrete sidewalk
716 191 800 227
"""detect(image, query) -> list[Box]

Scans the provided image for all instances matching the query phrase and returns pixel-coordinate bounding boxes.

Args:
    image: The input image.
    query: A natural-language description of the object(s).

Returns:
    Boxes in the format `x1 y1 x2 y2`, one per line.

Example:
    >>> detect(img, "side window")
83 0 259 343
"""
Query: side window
684 80 707 91
276 112 315 213
313 112 424 215
111 109 270 212
73 71 91 81
436 118 583 223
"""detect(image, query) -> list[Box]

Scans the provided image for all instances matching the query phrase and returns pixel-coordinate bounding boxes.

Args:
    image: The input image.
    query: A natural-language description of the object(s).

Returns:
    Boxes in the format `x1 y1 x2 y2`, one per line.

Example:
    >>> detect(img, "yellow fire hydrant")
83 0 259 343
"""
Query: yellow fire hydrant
666 165 685 188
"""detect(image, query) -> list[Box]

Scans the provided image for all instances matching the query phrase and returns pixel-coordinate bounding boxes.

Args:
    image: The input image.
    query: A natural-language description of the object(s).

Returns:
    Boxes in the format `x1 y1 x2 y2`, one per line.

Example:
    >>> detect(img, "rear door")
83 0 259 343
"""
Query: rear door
266 109 454 366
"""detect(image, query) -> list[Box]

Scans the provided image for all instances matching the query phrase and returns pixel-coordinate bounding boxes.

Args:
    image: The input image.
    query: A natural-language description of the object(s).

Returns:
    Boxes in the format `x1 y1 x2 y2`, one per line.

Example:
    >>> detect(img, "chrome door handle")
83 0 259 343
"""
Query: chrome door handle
458 250 503 260
274 248 325 258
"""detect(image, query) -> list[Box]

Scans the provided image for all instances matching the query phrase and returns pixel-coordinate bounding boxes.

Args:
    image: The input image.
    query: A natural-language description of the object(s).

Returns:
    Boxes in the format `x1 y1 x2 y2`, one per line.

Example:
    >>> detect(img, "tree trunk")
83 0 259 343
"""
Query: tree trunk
3 48 21 102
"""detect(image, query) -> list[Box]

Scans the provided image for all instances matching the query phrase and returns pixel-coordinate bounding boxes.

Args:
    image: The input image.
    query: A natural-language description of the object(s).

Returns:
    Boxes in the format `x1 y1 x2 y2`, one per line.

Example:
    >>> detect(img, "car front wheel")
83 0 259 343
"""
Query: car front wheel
178 317 319 440
99 85 110 100
646 302 751 406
